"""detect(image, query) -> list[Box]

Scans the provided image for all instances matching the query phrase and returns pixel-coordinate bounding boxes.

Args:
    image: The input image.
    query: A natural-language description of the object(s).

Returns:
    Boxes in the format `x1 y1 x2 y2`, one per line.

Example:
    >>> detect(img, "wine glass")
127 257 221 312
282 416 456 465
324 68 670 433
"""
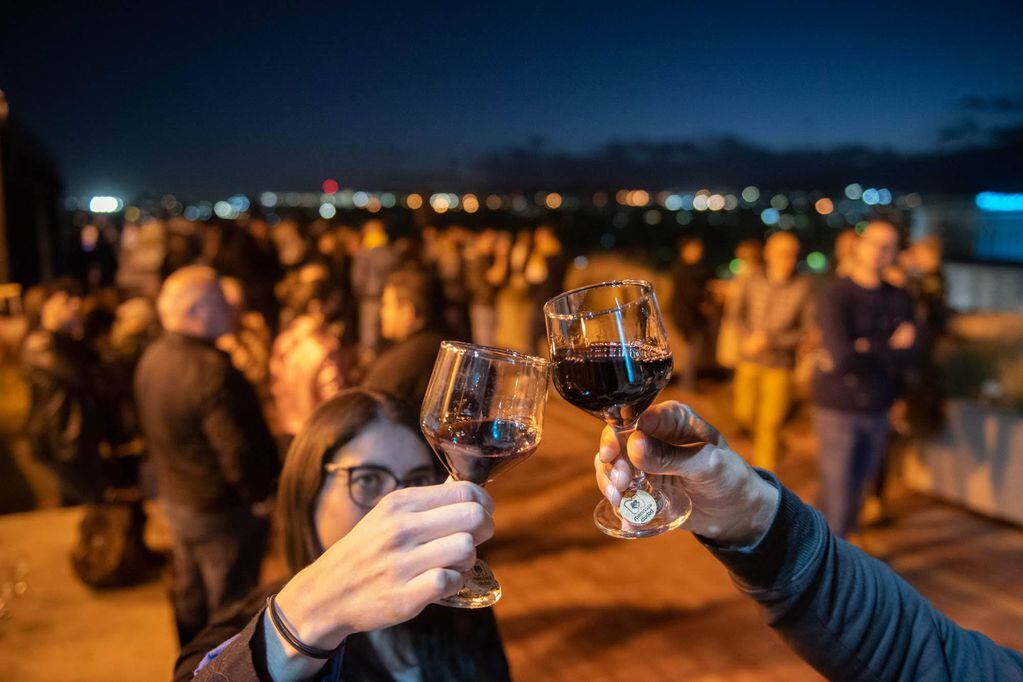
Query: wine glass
545 280 692 539
421 340 550 608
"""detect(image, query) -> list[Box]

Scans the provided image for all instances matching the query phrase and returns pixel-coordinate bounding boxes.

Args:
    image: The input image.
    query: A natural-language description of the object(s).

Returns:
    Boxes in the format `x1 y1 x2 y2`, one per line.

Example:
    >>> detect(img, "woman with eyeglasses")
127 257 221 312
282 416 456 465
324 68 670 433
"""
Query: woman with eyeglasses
175 388 510 682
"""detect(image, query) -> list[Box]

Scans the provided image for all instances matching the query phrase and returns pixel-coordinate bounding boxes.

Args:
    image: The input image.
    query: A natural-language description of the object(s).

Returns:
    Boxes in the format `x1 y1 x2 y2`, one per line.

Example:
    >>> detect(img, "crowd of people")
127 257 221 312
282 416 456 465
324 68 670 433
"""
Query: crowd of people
16 210 1014 682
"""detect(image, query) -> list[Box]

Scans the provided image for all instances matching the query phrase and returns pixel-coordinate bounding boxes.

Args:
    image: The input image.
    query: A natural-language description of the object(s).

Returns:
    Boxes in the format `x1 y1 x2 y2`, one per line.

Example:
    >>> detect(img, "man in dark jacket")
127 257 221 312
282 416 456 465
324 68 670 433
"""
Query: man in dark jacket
21 288 106 505
136 265 279 647
596 401 1023 681
812 221 920 538
362 268 446 411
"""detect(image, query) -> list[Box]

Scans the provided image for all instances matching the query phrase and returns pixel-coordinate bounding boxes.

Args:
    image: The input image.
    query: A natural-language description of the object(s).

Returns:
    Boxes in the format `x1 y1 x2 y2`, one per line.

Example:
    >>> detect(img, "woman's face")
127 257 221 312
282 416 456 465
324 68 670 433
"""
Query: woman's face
314 419 437 550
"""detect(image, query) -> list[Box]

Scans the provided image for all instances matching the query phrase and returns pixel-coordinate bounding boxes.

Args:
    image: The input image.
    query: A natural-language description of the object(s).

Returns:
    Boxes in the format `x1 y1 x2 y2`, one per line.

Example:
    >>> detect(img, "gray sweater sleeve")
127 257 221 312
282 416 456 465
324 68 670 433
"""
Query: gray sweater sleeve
698 472 1023 681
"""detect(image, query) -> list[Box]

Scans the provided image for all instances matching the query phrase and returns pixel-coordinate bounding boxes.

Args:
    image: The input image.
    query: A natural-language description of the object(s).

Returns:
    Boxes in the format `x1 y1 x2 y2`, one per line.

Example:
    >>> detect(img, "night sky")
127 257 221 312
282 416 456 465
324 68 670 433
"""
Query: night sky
2 1 1022 198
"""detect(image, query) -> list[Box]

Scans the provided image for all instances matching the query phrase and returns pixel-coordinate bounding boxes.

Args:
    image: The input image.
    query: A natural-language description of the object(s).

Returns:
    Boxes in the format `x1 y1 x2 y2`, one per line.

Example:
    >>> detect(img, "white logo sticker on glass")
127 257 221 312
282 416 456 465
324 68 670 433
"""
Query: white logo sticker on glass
619 489 657 525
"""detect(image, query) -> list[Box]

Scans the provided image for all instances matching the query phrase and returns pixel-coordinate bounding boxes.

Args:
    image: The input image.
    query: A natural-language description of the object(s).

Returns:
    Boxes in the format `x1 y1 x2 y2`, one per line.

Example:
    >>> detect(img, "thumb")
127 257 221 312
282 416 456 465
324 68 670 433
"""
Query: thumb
636 401 721 448
627 430 711 476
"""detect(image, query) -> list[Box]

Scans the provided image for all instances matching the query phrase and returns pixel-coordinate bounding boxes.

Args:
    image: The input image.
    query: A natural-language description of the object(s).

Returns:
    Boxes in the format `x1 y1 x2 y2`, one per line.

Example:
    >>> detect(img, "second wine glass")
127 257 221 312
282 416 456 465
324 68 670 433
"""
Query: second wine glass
545 280 692 539
420 341 550 607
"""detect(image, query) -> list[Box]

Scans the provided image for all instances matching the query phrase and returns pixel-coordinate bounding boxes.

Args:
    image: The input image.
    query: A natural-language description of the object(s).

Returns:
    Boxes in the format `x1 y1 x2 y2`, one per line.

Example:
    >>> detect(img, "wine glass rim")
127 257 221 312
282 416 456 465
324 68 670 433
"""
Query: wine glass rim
439 340 550 367
543 279 654 320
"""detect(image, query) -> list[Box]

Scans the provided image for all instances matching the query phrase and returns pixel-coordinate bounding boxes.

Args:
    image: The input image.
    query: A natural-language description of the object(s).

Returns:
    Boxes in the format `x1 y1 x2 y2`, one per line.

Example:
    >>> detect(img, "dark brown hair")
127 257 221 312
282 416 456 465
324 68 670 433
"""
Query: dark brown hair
277 388 418 574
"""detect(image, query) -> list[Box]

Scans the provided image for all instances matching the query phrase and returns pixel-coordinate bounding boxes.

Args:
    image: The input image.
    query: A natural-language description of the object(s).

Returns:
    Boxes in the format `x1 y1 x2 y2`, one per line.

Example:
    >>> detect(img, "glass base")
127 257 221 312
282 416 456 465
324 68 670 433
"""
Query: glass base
593 485 692 539
438 559 502 608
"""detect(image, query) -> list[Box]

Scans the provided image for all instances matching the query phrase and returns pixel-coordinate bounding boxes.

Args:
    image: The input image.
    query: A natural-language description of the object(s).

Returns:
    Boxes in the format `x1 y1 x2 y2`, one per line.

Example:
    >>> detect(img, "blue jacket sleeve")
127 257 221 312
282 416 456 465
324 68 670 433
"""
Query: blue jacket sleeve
698 473 1023 681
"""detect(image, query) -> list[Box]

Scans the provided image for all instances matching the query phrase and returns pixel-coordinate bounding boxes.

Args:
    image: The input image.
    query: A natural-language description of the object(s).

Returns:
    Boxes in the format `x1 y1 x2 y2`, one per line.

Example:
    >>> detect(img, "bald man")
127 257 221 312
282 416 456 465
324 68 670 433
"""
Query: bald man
812 222 920 538
135 265 279 647
730 231 813 470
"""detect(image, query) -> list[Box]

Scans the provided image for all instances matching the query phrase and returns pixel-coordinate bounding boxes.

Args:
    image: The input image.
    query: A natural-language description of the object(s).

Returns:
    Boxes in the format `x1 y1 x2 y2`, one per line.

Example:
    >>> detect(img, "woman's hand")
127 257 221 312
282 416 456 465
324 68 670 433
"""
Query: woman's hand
594 401 778 547
274 480 494 652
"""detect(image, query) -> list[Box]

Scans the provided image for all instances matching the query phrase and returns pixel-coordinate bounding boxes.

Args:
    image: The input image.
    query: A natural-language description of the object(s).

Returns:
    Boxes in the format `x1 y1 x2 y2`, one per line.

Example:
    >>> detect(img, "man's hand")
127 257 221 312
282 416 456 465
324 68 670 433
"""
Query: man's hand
595 401 779 547
889 321 916 350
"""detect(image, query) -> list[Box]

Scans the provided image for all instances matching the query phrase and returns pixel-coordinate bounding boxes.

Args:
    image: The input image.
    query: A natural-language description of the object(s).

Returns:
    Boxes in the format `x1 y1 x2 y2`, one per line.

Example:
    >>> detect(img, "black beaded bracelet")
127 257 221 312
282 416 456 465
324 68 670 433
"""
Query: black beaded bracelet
266 593 339 660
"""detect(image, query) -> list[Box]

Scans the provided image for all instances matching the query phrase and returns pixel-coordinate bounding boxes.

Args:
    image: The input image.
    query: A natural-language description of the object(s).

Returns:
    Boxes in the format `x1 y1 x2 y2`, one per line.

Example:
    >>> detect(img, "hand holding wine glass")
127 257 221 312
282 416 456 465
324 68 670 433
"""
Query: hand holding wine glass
545 280 691 538
420 341 549 607
594 401 779 547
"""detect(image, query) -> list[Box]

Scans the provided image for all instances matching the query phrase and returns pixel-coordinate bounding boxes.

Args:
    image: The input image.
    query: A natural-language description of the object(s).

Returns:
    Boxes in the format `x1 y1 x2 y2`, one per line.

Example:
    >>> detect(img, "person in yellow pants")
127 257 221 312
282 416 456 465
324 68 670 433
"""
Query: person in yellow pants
733 362 792 469
730 232 813 470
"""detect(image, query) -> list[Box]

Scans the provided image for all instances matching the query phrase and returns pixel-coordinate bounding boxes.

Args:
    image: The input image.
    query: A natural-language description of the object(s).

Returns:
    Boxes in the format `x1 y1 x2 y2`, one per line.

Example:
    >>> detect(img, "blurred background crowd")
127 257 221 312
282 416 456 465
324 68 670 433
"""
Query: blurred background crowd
5 205 949 519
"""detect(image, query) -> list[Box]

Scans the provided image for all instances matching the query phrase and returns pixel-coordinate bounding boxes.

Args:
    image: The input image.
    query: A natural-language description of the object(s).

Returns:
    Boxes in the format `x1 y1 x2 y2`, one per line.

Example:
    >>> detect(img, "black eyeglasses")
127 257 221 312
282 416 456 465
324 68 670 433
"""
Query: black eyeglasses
323 463 444 508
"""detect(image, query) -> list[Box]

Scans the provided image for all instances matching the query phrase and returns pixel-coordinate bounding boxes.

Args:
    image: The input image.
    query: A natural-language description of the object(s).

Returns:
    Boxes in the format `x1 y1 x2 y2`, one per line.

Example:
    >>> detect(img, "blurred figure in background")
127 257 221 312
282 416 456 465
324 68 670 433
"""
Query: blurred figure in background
352 219 396 365
270 262 352 446
833 228 859 278
272 220 310 275
495 230 537 353
217 277 272 399
162 228 197 280
420 225 441 270
671 236 713 390
525 224 566 353
243 218 283 332
102 297 161 490
136 265 279 647
730 232 813 470
434 227 471 341
465 229 505 347
71 223 118 291
867 235 951 521
905 235 949 346
20 286 107 504
812 221 920 538
362 268 447 410
717 238 764 371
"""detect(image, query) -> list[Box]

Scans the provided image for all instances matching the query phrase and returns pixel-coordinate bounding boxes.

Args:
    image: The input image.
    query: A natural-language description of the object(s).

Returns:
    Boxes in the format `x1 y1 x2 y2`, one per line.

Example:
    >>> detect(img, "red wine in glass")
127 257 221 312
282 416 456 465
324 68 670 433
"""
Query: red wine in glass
420 341 550 607
544 280 692 539
552 342 673 428
425 418 540 485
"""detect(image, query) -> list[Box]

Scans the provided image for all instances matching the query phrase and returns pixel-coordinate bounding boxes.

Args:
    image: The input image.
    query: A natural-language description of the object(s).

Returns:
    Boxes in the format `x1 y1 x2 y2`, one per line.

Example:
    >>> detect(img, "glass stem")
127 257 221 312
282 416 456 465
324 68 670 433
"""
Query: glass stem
611 423 647 494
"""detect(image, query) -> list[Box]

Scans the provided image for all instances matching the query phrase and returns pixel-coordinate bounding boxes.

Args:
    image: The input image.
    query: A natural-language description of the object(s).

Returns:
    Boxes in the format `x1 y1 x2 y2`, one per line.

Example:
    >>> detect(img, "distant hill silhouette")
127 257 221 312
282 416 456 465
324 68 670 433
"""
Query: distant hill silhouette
476 127 1023 194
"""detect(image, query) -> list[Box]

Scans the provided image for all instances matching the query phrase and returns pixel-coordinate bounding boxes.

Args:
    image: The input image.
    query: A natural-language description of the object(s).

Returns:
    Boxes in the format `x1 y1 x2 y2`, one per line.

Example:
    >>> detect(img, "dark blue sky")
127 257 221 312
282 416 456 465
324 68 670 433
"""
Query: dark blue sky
2 0 1021 197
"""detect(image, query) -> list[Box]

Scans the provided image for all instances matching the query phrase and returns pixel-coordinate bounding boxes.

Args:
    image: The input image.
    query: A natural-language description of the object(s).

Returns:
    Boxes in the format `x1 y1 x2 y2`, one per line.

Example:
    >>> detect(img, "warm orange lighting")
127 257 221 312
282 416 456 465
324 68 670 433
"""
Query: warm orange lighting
486 194 502 210
366 197 382 213
707 194 725 211
462 194 480 213
545 192 563 209
406 193 423 209
630 190 650 206
616 189 629 205
815 197 834 215
429 194 450 213
592 192 608 207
